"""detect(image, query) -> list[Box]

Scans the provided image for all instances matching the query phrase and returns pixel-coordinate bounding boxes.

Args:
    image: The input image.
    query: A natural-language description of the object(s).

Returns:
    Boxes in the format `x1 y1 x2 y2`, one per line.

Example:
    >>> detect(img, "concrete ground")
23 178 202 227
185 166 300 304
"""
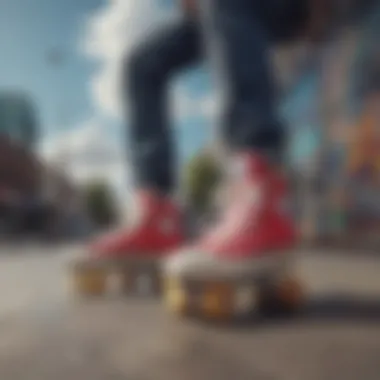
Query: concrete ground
0 244 380 380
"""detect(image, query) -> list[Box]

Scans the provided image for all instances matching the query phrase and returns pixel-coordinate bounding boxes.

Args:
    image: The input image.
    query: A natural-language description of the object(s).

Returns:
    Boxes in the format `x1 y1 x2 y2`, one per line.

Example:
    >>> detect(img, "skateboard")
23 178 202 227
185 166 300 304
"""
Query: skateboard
162 253 304 321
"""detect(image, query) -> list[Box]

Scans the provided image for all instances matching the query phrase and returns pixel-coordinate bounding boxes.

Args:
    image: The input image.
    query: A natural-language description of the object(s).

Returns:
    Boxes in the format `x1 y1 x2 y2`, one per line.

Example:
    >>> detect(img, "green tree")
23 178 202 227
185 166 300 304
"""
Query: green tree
183 152 222 214
82 180 117 228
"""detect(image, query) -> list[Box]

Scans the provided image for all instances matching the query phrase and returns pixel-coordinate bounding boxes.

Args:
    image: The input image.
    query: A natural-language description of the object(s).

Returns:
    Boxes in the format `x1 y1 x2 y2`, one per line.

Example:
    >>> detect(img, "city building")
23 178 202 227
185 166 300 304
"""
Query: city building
0 91 85 239
0 91 39 149
0 92 41 197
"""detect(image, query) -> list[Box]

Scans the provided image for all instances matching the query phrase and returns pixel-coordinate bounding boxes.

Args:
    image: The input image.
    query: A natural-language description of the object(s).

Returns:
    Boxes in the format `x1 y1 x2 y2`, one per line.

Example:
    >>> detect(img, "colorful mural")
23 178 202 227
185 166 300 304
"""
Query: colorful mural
345 94 380 233
284 2 380 246
318 3 380 245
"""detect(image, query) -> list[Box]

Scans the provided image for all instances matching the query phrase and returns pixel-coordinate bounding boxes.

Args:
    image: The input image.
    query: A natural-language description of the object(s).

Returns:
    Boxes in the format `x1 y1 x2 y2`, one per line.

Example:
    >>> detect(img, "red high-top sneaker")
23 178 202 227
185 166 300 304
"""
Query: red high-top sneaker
165 153 298 280
88 190 184 261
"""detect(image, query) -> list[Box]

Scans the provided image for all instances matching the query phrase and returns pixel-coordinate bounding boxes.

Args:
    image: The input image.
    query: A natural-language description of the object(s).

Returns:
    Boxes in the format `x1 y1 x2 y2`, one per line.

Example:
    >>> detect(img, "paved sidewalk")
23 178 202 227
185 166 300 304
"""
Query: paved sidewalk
0 247 379 380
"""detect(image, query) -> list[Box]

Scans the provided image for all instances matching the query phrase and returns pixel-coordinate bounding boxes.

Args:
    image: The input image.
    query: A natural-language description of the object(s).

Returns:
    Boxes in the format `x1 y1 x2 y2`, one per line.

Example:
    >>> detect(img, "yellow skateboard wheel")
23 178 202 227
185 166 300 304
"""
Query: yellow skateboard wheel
201 282 234 320
164 277 190 316
277 277 304 310
72 266 107 296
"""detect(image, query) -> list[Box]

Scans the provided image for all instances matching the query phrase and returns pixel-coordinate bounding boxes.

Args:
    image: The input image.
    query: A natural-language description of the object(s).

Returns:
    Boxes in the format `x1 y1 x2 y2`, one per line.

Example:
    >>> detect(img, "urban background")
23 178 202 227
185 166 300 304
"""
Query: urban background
0 1 380 379
0 0 379 250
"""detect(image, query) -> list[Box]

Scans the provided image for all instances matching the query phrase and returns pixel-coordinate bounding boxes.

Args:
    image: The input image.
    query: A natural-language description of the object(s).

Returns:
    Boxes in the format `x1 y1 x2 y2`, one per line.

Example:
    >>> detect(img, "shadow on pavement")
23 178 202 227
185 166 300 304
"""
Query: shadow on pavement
196 295 380 330
300 295 380 322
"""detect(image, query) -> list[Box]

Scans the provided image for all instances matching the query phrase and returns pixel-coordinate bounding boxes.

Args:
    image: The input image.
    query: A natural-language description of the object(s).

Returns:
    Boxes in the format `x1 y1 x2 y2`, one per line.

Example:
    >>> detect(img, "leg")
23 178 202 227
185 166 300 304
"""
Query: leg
163 1 304 320
72 20 203 298
198 0 284 157
124 19 201 195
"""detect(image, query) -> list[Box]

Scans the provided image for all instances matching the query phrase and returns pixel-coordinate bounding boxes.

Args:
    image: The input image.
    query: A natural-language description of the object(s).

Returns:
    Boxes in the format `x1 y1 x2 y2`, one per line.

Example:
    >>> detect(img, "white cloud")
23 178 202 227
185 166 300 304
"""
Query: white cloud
39 118 132 202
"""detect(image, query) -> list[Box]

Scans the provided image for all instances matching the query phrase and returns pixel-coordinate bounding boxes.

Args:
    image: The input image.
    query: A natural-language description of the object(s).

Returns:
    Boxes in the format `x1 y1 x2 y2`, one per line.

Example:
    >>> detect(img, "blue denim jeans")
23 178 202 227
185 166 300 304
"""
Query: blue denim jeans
124 0 306 194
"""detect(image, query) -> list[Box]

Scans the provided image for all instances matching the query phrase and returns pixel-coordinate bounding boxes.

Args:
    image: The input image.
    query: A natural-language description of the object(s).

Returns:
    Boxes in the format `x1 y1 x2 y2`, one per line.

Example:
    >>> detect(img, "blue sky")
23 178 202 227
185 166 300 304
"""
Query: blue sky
0 0 322 197
0 0 214 167
0 0 104 134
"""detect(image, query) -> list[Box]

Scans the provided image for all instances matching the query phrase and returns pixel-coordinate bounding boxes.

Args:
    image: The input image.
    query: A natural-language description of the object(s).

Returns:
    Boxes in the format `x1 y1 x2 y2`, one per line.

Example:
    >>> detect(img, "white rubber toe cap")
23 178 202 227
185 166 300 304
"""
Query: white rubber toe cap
164 248 215 278
164 248 294 281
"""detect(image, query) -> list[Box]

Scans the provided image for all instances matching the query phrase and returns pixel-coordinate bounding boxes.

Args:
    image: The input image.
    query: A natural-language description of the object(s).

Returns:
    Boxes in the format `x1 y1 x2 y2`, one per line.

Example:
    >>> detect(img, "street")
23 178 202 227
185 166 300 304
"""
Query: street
0 244 379 380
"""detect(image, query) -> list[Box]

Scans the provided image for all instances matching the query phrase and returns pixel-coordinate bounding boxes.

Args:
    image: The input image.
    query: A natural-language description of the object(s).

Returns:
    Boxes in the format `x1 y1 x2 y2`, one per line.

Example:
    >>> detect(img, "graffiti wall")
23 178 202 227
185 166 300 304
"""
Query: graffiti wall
323 5 380 247
284 2 380 248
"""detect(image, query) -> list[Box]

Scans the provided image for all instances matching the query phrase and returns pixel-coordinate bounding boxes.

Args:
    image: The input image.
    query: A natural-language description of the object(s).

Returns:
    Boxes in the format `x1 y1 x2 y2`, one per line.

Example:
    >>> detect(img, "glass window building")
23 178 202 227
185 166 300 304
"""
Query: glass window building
0 92 39 149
